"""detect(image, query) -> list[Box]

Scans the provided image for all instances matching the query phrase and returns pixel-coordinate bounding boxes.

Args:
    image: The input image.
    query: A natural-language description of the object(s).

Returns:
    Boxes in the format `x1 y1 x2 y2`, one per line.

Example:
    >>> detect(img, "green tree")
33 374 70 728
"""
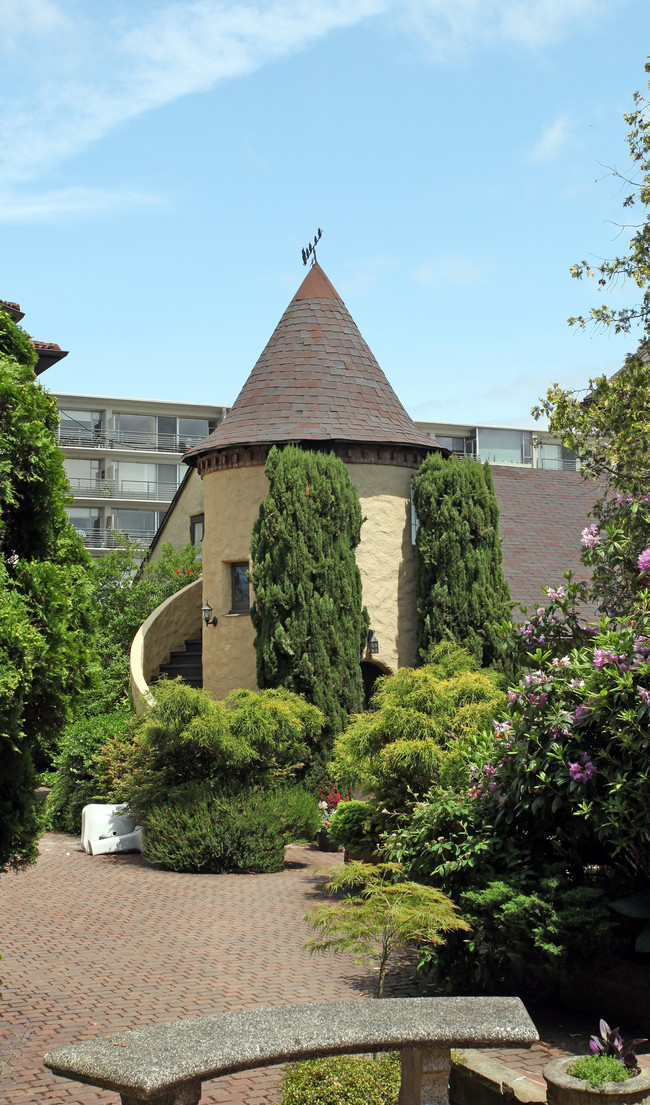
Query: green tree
304 861 469 998
0 310 97 870
250 445 368 741
329 642 505 809
413 454 510 665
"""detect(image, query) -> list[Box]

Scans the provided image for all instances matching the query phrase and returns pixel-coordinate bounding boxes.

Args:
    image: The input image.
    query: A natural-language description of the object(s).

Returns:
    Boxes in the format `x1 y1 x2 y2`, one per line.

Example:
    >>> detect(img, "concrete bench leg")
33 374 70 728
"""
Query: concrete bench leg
399 1046 451 1105
120 1084 201 1105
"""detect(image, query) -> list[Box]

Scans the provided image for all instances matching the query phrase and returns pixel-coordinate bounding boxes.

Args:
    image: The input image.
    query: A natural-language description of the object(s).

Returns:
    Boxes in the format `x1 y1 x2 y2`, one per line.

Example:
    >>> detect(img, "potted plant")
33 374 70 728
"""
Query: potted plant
545 1021 650 1105
327 799 382 863
316 787 348 851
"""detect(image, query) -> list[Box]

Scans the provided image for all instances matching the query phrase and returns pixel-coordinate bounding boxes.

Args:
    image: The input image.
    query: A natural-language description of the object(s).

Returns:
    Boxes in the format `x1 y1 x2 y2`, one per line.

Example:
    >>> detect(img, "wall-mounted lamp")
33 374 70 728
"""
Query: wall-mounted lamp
201 602 218 628
367 629 379 655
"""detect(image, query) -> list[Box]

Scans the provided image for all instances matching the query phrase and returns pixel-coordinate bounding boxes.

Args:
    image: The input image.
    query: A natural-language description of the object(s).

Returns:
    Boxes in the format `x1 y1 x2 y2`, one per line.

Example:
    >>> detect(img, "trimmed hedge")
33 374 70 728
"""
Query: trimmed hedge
143 786 319 874
280 1053 400 1105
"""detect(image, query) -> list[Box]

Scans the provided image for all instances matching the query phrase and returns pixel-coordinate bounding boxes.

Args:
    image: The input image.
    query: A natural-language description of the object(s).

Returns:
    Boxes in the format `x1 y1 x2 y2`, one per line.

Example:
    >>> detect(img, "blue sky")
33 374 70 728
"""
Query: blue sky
2 0 649 426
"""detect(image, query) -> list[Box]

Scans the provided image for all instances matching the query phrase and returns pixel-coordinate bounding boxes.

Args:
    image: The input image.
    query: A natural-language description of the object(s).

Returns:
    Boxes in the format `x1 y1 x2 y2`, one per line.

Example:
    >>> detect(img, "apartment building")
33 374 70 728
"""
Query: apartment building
415 421 577 471
53 393 228 555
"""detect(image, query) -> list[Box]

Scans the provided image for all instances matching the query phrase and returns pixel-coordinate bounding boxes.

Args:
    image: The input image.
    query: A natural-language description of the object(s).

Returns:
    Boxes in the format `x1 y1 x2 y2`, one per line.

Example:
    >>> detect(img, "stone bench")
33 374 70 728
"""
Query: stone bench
44 995 538 1105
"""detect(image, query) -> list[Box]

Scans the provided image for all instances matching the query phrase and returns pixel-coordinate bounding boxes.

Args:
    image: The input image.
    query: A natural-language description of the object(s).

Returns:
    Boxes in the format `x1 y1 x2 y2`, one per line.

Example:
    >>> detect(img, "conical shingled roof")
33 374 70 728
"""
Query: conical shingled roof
187 262 440 459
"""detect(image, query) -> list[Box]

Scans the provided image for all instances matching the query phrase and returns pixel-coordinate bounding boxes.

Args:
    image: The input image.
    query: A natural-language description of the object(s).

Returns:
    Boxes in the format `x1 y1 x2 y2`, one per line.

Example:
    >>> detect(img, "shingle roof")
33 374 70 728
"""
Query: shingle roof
491 466 599 619
188 263 439 458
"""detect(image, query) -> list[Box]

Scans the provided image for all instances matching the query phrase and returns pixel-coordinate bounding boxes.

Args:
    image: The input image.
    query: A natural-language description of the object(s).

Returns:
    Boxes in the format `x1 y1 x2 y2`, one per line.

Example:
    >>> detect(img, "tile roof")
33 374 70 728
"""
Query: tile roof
491 465 600 619
188 262 439 458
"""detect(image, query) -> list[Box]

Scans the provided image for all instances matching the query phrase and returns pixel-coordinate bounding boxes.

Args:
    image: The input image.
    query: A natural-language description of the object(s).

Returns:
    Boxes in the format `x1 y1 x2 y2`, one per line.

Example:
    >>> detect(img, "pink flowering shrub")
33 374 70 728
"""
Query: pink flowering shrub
580 495 650 616
477 609 650 878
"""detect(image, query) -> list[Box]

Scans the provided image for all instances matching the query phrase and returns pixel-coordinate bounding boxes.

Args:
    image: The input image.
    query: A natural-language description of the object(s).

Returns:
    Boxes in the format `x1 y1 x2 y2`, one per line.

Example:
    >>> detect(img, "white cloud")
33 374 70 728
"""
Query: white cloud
0 0 386 188
411 256 484 287
396 0 605 58
0 186 163 222
0 0 612 195
527 115 572 162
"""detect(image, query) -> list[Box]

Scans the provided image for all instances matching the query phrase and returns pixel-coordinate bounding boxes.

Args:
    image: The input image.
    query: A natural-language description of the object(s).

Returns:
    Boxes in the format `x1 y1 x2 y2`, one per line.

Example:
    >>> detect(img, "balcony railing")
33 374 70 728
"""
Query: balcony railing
74 527 157 550
68 478 178 501
57 427 206 453
537 457 579 471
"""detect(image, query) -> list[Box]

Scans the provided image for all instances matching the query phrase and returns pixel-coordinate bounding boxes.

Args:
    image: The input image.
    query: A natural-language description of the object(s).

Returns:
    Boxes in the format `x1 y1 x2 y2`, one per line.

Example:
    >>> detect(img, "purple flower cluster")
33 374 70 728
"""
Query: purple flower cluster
638 548 650 574
638 686 650 705
593 647 622 669
581 523 600 549
568 753 597 783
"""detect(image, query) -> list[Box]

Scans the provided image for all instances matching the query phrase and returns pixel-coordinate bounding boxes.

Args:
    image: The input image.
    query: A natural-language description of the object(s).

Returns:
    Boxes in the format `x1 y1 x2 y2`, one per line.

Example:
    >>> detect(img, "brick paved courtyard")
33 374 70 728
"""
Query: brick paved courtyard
0 831 580 1104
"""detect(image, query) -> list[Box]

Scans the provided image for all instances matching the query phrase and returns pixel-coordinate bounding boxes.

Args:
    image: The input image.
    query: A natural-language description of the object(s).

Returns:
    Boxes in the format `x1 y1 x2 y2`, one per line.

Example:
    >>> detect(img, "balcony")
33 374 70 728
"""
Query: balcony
68 478 178 502
74 527 157 550
58 427 205 453
537 456 579 472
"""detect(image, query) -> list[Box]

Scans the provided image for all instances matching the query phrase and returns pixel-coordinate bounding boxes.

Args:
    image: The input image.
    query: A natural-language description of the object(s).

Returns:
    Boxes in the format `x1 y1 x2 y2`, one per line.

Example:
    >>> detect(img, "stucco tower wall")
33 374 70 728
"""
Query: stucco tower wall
347 462 419 674
201 465 269 700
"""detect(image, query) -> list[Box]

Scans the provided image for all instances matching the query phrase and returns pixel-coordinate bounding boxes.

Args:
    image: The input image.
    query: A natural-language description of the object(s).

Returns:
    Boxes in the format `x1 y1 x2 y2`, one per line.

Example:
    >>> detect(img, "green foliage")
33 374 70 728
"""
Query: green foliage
569 1057 633 1089
280 1053 400 1105
304 861 469 998
385 783 531 897
482 612 650 879
434 876 616 994
144 788 286 873
84 540 202 712
0 351 83 564
413 453 510 665
143 786 315 873
250 445 368 741
328 800 382 853
44 711 135 833
0 342 97 868
110 678 325 816
0 310 37 370
329 643 505 809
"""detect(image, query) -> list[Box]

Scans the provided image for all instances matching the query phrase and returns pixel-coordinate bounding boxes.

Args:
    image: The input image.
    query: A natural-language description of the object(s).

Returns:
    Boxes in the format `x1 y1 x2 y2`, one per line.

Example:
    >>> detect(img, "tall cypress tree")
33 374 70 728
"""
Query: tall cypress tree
250 445 368 739
413 453 510 665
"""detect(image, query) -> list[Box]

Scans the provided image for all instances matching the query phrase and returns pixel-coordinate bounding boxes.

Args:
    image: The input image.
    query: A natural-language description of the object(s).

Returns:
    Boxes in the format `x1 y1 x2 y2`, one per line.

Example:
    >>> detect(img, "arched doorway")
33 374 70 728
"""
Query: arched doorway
361 660 392 709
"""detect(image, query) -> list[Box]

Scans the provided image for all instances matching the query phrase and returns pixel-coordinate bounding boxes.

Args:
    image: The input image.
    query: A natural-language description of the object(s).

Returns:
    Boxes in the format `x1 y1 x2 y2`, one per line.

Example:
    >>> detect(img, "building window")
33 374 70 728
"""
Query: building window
230 562 250 613
190 514 205 547
58 409 103 447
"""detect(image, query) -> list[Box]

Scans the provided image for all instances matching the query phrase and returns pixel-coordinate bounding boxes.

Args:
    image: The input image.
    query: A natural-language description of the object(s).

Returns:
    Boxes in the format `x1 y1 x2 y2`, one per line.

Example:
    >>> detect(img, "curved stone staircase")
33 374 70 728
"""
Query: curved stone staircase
154 638 202 688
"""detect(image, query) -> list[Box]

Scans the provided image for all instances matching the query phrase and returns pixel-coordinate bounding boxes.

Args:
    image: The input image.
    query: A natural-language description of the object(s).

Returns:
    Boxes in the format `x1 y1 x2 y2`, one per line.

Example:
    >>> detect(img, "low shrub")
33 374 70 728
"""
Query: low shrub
329 643 504 810
433 875 617 993
143 786 315 873
116 680 326 816
385 783 532 896
327 800 382 854
274 787 320 842
279 1053 400 1105
44 710 135 833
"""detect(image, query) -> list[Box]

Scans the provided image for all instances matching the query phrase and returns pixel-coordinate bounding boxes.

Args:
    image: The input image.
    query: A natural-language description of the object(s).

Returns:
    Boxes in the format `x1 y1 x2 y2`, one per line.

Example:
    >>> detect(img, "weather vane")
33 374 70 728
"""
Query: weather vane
301 228 323 266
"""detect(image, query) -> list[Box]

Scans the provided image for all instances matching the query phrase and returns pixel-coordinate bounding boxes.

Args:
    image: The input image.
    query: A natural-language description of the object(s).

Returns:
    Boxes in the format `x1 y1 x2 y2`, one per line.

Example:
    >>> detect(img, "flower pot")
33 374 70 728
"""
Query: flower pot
316 829 338 852
545 1057 650 1105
